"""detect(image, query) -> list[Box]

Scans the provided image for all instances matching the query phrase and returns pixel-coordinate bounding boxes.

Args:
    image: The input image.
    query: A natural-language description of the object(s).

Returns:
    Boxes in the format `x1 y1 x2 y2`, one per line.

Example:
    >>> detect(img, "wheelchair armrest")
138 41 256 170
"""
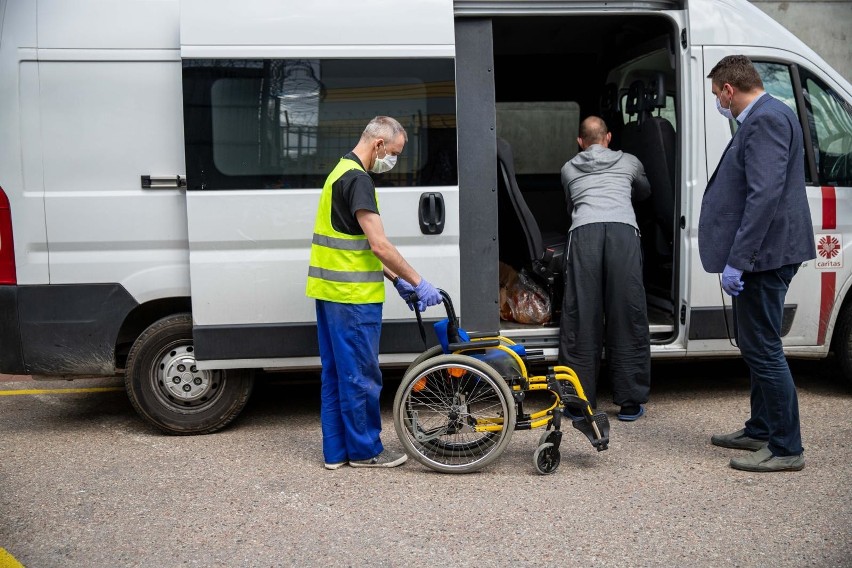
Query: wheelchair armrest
449 339 501 352
466 331 500 339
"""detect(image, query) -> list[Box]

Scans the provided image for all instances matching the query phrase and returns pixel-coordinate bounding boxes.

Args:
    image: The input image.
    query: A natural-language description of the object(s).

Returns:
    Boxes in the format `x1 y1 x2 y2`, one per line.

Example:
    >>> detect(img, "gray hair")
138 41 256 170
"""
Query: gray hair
361 116 408 143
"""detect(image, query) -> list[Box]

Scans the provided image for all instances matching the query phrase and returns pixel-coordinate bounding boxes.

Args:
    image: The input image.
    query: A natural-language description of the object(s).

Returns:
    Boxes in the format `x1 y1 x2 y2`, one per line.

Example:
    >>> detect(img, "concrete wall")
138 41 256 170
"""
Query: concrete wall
751 0 852 83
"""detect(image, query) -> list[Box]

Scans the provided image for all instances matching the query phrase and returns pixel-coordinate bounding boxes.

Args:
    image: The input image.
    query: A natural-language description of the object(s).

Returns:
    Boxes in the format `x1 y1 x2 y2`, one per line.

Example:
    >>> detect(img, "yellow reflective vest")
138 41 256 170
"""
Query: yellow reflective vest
306 158 385 304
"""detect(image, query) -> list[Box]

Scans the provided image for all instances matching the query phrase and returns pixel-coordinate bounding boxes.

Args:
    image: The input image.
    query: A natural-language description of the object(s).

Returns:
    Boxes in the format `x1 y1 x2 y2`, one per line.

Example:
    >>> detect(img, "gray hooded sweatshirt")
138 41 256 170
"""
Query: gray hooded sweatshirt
560 144 650 231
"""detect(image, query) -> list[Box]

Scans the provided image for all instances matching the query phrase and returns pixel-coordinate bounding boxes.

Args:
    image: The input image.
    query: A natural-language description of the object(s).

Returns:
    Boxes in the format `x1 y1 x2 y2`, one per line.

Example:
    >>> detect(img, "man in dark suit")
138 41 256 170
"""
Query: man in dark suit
699 55 816 472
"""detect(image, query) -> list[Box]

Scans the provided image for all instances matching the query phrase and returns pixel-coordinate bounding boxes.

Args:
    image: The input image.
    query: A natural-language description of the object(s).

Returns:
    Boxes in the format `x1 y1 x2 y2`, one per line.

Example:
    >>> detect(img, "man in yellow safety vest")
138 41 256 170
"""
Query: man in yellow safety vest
306 116 442 470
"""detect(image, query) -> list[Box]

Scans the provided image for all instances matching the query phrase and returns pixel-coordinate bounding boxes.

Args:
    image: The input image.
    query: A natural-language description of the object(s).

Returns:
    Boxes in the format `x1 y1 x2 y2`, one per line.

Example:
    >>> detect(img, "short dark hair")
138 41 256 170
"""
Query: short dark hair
707 55 764 92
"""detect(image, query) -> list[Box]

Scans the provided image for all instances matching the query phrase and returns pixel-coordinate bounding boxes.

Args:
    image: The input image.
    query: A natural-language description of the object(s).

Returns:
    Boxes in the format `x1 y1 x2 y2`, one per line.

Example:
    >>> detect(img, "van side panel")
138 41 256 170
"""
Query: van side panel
37 0 179 50
0 1 48 285
38 58 190 305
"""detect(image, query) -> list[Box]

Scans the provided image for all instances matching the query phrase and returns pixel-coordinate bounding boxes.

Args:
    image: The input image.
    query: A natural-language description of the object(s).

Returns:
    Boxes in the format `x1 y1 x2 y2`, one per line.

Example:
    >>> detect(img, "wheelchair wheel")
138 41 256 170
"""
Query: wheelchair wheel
394 354 516 473
533 443 561 475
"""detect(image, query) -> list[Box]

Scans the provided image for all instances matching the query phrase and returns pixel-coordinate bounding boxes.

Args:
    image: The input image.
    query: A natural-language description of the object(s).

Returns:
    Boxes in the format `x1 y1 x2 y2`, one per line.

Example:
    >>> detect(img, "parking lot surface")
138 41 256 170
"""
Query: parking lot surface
1 360 850 567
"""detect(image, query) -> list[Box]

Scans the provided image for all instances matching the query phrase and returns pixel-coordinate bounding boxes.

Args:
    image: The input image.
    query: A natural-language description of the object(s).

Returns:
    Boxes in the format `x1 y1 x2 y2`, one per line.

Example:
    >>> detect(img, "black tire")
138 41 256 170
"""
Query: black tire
125 313 254 435
393 354 516 473
832 302 852 386
533 443 560 475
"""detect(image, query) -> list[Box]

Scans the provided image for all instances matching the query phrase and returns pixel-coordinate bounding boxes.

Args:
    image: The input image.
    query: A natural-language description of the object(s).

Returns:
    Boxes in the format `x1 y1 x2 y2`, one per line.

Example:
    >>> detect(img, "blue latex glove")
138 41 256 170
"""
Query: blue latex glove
393 276 417 310
413 278 443 312
721 264 744 296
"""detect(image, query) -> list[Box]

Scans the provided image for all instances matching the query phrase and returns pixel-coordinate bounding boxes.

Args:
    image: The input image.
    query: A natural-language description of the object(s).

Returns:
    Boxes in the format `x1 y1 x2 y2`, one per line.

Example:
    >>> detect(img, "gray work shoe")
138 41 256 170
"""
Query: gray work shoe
730 446 805 472
349 450 408 468
711 428 767 451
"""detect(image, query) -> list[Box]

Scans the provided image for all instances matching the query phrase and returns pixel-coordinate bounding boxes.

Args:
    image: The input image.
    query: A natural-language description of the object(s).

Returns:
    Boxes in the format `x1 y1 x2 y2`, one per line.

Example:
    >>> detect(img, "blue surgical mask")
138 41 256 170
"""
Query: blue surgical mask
716 96 735 121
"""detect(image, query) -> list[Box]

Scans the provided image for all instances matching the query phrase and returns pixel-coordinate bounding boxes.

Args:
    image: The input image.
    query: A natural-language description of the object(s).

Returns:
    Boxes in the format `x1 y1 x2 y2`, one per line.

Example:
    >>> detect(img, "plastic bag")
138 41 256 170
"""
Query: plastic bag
499 262 551 325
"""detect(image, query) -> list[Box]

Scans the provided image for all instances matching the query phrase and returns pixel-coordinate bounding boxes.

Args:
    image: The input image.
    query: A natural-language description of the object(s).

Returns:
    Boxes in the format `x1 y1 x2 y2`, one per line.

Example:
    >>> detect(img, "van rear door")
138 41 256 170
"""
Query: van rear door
179 0 460 369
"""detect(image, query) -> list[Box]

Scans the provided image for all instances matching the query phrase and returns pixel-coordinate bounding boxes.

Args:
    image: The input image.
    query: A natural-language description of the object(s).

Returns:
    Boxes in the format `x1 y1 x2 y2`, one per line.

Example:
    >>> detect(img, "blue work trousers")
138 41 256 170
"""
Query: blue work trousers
315 300 384 463
733 263 803 456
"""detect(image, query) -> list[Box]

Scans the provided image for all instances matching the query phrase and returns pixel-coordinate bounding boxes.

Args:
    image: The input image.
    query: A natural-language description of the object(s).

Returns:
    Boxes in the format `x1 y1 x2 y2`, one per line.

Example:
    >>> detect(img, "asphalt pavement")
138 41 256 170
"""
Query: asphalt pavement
1 359 850 567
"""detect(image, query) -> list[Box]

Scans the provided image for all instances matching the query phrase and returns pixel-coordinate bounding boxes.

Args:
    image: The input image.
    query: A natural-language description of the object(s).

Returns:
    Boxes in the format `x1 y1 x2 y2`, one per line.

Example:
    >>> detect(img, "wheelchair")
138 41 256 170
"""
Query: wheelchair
393 290 610 475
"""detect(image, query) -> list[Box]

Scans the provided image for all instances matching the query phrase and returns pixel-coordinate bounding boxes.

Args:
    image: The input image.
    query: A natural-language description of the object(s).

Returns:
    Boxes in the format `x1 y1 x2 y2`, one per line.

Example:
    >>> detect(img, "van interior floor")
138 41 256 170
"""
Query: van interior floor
498 302 675 338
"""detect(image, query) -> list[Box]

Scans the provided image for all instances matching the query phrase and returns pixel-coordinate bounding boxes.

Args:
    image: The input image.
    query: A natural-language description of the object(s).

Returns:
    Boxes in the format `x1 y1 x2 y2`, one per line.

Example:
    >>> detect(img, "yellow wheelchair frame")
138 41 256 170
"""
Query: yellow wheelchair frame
393 291 610 474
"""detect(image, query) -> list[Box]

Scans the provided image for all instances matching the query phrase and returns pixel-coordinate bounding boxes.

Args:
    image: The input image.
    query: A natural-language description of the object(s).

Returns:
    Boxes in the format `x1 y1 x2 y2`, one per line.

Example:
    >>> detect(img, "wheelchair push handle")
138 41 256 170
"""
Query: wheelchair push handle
407 288 460 348
406 288 455 320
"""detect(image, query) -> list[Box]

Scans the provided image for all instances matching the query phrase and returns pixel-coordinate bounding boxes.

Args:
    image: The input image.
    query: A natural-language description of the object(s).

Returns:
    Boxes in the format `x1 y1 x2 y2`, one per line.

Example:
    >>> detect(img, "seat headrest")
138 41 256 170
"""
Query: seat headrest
625 80 646 115
600 82 618 114
645 73 666 109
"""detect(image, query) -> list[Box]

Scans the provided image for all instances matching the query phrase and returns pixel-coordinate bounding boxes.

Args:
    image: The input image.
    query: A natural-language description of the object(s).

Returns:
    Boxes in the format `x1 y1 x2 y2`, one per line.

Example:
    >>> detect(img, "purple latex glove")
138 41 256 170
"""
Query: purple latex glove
721 264 744 296
413 278 442 312
393 276 417 310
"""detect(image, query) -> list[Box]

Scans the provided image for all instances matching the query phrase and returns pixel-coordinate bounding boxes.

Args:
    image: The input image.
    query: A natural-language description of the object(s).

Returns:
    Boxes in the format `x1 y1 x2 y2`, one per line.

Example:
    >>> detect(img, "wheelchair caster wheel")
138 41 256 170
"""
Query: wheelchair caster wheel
533 443 560 475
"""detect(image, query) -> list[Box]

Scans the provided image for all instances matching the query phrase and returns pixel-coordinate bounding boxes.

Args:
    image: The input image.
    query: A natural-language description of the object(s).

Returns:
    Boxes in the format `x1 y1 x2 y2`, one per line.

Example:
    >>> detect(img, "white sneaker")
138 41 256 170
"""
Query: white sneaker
324 461 347 470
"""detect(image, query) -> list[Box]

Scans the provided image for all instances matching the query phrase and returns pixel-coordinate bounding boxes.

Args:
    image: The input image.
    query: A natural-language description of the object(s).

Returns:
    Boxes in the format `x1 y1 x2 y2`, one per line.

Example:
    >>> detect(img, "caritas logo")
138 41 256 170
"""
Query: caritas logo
815 233 843 269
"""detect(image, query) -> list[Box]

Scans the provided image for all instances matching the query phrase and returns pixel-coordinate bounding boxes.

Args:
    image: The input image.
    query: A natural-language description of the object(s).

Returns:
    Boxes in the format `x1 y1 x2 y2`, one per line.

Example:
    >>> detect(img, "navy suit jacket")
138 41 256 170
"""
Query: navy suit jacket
699 94 816 274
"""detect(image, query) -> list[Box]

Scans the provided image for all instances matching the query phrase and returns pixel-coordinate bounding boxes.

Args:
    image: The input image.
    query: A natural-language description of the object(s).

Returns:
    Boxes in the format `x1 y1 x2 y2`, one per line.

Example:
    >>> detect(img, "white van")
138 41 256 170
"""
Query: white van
1 0 850 433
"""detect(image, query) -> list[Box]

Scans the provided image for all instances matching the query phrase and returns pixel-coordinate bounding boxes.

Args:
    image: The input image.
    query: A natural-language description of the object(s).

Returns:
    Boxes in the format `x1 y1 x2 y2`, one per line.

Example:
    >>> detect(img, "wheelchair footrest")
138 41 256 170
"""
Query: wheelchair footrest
571 412 610 451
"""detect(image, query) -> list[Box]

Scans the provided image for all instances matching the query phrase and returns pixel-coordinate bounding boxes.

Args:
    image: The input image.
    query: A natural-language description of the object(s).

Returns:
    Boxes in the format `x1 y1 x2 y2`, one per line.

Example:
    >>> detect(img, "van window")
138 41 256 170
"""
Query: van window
182 59 457 190
800 71 852 187
752 61 811 183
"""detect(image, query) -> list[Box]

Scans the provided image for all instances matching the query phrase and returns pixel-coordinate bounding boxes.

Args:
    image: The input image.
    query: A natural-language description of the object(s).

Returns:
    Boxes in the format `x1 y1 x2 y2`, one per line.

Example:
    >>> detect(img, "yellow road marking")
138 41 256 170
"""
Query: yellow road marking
0 548 25 568
0 387 123 396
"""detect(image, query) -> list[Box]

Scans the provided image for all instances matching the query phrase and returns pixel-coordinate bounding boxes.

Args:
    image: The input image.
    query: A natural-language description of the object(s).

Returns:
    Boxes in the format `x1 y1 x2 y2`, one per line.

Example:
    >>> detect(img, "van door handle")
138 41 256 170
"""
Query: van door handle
418 192 445 235
141 175 187 189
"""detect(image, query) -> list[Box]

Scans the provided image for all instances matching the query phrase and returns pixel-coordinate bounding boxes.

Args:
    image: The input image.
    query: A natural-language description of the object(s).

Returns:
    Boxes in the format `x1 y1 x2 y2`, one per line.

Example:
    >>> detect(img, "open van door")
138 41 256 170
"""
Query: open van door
179 0 460 370
687 46 836 354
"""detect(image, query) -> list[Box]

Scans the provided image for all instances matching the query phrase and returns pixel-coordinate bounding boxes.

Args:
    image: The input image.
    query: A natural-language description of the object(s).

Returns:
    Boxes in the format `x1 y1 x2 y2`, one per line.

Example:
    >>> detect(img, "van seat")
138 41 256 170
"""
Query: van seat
620 77 676 260
496 137 565 290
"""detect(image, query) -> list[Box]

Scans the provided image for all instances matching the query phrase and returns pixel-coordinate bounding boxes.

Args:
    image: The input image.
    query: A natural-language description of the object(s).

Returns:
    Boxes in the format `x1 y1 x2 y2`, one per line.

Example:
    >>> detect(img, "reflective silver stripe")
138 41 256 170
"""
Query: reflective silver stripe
312 233 371 251
308 266 384 283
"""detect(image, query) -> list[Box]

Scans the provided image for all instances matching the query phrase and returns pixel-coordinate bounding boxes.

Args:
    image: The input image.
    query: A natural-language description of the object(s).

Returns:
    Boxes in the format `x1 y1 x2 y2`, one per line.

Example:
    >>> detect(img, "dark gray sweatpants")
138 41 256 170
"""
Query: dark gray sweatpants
558 222 650 408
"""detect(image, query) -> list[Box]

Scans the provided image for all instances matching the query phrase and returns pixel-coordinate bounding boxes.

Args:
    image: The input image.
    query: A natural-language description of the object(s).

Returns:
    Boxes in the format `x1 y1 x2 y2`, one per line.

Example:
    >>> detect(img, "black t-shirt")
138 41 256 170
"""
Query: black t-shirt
330 152 379 235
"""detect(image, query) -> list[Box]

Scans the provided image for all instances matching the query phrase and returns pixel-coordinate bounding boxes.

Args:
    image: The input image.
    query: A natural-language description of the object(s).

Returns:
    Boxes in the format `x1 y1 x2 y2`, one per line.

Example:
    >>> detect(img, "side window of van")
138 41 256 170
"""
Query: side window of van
182 59 457 190
752 62 811 183
800 71 852 187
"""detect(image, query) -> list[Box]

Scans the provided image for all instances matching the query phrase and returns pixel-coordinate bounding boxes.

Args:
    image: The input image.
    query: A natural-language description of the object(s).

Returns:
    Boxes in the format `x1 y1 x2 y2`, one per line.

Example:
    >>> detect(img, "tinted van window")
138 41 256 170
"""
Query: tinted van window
183 59 457 190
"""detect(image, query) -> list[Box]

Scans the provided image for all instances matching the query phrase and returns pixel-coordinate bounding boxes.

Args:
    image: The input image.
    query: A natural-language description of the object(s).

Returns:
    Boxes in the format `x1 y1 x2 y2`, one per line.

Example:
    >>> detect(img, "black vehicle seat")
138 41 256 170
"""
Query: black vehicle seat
496 137 565 288
600 82 623 150
620 76 676 259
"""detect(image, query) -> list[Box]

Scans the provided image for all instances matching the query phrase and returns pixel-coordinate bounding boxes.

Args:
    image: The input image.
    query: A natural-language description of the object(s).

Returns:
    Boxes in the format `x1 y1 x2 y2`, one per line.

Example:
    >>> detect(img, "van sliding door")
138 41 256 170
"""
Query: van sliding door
179 0 460 369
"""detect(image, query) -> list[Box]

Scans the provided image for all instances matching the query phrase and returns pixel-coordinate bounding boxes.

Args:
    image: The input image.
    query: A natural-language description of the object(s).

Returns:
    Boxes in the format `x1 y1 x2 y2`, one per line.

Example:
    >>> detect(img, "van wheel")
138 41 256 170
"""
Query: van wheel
832 303 852 387
125 313 254 435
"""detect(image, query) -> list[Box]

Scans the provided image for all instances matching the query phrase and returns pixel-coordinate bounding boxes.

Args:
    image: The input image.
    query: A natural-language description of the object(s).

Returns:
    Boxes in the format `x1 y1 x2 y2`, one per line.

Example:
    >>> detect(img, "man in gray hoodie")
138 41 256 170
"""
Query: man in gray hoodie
559 116 651 421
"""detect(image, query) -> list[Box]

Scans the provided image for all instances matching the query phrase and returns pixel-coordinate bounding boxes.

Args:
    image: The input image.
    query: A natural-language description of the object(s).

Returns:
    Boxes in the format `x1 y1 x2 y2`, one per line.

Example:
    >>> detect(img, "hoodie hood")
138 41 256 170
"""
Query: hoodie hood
570 144 623 173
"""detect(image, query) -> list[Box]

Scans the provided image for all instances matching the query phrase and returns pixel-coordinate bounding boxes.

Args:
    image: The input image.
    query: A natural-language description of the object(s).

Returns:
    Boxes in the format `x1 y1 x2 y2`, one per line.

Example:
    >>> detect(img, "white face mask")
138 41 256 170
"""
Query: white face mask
371 144 398 174
716 95 735 121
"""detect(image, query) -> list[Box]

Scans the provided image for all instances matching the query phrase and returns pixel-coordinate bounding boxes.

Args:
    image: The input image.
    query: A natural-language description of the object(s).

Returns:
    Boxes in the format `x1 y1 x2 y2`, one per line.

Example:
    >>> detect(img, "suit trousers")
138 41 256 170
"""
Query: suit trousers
733 263 803 456
558 222 651 408
315 300 384 463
